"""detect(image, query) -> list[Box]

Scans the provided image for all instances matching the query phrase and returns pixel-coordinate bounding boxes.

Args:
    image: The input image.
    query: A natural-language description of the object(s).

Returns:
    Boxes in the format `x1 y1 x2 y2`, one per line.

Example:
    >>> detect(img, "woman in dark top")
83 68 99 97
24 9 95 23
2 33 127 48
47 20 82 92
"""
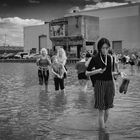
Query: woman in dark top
36 48 51 92
86 38 120 130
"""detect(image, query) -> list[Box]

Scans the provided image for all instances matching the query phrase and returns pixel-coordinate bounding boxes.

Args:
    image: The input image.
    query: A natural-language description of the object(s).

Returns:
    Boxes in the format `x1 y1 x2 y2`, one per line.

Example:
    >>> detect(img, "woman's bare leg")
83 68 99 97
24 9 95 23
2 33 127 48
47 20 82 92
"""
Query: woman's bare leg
82 80 88 92
98 110 105 129
104 109 109 125
45 84 48 92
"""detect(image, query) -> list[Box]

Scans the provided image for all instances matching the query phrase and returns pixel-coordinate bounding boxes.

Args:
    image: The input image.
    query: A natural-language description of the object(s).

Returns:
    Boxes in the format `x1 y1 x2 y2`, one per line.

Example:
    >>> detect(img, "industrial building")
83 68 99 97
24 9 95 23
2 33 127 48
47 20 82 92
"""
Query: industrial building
24 23 52 54
49 15 99 58
24 3 140 57
65 3 140 54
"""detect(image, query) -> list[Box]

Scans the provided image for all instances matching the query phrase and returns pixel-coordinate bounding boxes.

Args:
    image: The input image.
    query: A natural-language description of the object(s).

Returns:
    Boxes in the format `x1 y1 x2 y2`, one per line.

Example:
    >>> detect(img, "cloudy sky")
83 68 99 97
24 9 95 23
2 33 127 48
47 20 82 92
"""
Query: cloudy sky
0 0 139 46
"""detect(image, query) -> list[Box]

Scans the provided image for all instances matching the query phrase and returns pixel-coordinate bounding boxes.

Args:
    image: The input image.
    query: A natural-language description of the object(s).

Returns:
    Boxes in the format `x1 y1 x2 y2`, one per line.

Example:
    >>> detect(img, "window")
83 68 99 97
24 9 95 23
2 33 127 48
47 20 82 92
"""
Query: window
112 41 122 54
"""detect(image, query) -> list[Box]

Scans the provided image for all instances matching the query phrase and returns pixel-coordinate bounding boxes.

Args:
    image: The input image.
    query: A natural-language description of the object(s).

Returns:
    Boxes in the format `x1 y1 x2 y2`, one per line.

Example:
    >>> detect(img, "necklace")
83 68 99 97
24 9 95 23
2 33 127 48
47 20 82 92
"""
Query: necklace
100 53 107 66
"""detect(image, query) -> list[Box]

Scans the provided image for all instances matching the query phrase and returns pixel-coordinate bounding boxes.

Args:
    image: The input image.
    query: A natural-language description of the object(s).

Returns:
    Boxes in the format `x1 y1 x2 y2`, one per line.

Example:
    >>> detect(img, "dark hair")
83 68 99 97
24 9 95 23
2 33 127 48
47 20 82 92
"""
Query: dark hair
93 49 98 56
108 49 113 55
86 52 91 58
97 38 110 53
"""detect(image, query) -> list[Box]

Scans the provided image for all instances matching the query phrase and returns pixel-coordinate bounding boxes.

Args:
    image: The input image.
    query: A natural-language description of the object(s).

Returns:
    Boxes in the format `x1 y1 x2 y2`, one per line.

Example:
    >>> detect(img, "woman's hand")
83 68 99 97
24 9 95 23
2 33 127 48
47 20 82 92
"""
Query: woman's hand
120 72 127 78
98 68 106 74
58 74 63 79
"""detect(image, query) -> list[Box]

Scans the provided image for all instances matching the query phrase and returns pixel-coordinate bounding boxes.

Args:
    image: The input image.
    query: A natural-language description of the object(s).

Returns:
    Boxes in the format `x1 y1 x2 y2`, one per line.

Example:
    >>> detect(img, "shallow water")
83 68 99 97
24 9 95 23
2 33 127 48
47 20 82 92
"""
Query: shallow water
0 63 140 140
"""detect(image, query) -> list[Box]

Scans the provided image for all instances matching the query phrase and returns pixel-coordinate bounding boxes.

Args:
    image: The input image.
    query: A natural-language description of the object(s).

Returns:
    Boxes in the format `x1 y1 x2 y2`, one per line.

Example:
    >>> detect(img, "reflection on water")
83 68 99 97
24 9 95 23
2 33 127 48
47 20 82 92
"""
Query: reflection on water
98 130 110 140
0 63 140 140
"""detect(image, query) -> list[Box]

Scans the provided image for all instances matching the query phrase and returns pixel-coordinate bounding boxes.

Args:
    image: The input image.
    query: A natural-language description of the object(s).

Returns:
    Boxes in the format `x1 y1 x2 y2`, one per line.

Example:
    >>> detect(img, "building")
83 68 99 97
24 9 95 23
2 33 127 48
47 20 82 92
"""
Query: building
65 3 140 54
49 15 99 58
24 23 52 54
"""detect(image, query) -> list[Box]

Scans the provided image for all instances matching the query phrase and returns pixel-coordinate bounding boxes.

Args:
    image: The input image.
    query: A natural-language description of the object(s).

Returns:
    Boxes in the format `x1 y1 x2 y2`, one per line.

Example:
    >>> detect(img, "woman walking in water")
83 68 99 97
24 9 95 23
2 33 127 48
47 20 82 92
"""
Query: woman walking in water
75 52 91 92
52 47 67 93
56 47 67 78
56 48 67 65
86 38 120 130
36 48 51 92
52 56 67 94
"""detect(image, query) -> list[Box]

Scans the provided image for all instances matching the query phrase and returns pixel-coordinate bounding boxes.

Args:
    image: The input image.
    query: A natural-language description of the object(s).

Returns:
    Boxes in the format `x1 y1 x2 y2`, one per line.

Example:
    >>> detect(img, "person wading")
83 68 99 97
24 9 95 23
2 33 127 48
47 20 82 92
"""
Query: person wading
86 38 120 130
36 48 51 92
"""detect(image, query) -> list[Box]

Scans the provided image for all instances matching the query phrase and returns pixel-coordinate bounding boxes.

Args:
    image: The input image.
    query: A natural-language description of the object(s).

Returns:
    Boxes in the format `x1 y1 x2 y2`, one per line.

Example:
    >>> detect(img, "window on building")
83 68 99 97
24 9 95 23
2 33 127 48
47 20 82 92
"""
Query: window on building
86 42 95 55
112 41 122 54
68 46 77 58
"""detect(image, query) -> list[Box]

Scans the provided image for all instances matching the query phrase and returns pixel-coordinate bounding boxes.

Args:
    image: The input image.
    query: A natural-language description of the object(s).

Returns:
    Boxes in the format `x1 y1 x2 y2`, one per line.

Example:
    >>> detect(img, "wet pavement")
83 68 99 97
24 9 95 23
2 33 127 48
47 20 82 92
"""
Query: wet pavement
0 63 140 140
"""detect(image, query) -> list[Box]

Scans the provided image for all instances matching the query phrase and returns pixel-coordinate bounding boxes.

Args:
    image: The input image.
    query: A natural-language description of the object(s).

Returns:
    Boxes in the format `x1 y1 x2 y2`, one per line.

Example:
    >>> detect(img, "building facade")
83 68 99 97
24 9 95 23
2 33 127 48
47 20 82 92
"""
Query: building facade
65 3 140 54
24 23 52 54
49 15 99 58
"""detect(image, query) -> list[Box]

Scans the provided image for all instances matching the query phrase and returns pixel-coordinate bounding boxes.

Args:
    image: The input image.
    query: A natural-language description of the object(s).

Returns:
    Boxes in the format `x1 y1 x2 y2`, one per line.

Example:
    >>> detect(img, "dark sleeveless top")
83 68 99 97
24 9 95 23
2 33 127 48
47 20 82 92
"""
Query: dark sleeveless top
38 57 50 70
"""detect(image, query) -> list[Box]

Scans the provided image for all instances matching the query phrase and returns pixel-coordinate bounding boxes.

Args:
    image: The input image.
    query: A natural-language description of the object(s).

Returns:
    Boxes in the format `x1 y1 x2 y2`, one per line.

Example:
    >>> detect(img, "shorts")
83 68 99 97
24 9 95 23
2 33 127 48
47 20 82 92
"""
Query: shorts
38 69 49 85
129 61 135 66
94 80 115 110
54 77 64 91
78 72 89 80
137 61 140 66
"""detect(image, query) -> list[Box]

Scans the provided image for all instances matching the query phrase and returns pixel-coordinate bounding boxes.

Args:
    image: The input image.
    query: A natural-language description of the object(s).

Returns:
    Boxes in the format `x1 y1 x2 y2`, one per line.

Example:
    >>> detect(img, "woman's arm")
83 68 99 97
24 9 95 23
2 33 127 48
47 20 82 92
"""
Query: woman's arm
62 65 67 73
115 62 120 73
47 55 51 65
85 57 92 67
86 68 106 77
62 59 66 66
36 58 40 66
52 68 61 78
86 56 106 76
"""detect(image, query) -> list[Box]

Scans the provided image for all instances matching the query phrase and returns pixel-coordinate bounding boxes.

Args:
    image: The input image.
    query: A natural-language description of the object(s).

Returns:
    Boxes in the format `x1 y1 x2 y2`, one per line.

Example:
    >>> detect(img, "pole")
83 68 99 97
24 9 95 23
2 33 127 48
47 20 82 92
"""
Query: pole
4 33 7 54
4 33 6 46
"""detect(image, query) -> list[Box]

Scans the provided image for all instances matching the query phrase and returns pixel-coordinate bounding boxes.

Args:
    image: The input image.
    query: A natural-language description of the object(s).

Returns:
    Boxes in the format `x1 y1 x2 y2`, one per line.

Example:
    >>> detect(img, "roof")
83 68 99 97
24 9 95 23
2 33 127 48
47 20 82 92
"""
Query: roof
65 3 140 19
76 3 140 13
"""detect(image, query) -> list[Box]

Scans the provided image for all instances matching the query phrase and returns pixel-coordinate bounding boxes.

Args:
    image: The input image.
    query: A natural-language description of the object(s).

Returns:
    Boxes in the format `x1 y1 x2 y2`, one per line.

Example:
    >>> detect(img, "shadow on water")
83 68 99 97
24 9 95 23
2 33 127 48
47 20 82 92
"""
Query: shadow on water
75 91 88 109
38 89 67 121
98 130 110 140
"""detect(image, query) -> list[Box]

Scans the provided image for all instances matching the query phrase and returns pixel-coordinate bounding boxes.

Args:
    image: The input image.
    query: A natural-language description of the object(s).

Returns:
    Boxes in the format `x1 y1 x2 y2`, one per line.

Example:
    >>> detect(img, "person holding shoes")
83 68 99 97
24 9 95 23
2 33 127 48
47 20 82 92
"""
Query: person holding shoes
86 38 120 130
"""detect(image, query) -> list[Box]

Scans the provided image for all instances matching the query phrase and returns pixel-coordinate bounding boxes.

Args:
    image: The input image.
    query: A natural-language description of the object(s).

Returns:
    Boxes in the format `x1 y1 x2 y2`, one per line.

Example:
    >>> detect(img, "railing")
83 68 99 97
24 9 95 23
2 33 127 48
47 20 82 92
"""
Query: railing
67 58 80 64
0 58 80 63
0 59 36 63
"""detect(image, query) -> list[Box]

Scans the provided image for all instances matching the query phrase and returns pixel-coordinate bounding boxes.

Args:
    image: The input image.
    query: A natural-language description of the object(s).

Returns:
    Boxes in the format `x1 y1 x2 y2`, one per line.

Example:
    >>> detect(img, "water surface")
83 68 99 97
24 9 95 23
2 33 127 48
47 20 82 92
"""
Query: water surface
0 63 140 140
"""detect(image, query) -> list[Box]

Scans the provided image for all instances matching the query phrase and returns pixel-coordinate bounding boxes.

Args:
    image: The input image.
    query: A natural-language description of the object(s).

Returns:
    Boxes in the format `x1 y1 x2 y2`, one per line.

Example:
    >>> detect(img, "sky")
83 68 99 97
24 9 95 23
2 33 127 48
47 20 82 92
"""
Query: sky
0 0 140 46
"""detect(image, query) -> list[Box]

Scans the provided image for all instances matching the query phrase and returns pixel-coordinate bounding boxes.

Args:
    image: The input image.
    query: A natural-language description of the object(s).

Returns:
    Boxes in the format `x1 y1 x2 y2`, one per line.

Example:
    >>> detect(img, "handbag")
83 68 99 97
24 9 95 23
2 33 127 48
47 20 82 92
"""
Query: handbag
119 78 130 94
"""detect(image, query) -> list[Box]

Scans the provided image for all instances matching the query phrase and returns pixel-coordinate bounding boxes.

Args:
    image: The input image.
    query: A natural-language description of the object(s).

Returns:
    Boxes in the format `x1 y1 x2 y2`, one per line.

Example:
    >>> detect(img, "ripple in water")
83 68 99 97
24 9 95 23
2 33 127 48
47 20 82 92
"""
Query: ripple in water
0 63 140 140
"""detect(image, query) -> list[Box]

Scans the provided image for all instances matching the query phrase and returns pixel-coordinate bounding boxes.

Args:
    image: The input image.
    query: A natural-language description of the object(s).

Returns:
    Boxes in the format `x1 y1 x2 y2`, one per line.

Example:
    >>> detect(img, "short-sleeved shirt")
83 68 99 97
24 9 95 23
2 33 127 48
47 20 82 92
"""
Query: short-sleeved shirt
75 60 87 74
87 54 113 81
